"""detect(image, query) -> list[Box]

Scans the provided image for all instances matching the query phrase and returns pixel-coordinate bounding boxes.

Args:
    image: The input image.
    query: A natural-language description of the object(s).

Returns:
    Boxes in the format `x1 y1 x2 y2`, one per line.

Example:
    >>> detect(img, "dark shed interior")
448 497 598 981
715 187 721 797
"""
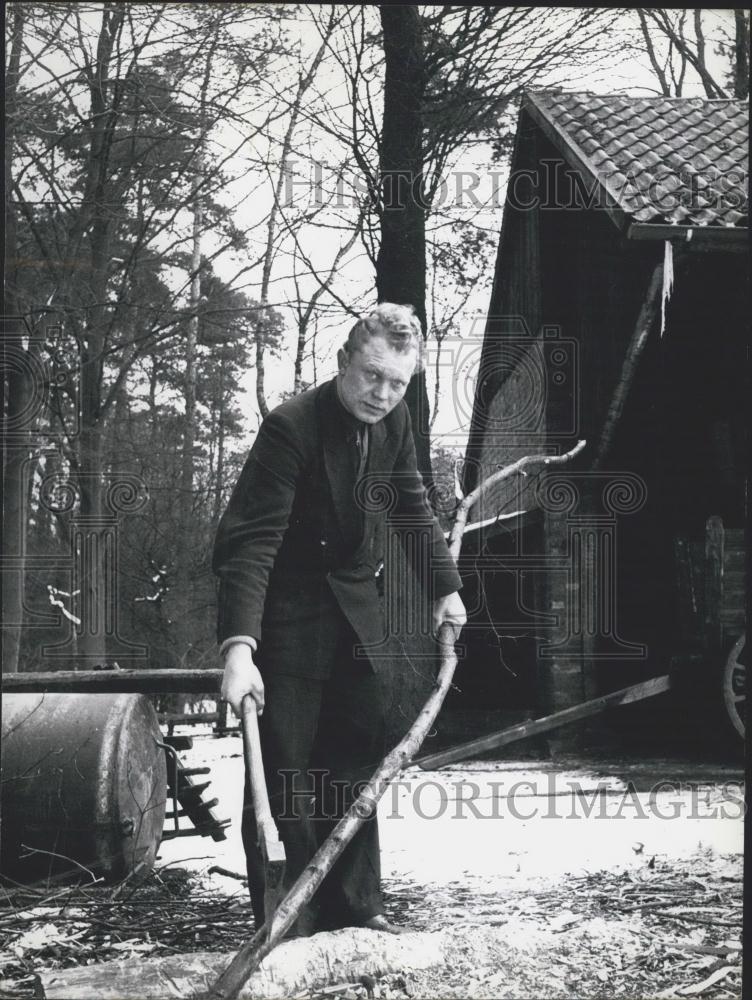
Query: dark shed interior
452 95 747 757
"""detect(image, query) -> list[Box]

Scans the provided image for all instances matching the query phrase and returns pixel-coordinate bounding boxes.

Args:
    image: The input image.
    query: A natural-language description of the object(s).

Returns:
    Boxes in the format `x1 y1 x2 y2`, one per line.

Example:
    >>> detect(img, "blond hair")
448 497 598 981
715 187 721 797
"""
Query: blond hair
344 303 424 370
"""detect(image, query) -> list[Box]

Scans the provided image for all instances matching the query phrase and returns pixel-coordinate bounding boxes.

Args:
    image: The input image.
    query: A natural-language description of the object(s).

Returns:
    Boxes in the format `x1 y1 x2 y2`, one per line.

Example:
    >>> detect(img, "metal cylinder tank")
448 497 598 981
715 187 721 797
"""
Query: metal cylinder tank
1 693 167 883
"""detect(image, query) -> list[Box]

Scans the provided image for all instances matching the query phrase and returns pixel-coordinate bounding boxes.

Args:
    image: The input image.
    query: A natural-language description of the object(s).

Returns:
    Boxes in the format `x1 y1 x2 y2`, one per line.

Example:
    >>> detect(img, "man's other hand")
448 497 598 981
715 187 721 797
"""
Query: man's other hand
433 591 466 642
221 643 265 717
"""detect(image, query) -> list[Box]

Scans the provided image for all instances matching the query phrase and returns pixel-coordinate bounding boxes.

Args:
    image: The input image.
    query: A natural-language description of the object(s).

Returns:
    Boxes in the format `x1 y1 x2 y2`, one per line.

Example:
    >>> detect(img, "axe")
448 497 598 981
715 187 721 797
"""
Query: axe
241 694 286 936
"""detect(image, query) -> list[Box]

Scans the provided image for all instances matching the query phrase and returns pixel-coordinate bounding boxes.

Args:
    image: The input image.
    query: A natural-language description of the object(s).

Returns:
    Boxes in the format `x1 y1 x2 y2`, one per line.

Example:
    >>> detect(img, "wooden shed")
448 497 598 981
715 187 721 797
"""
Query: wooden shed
456 91 747 752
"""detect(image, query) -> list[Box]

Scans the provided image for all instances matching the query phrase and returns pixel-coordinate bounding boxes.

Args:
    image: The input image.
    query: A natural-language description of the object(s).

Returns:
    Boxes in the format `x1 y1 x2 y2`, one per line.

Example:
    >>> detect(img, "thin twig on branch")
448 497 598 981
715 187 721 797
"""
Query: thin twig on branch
447 440 586 560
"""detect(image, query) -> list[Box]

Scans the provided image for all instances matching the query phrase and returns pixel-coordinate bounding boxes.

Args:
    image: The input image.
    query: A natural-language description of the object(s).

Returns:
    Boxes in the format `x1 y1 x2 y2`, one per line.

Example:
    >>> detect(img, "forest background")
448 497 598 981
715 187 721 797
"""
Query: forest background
3 4 748 686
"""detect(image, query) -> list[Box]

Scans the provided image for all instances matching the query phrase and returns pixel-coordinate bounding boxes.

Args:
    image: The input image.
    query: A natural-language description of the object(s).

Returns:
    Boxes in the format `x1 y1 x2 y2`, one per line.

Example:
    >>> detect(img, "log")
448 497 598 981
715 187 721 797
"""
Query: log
40 928 446 999
415 674 673 769
1 669 223 694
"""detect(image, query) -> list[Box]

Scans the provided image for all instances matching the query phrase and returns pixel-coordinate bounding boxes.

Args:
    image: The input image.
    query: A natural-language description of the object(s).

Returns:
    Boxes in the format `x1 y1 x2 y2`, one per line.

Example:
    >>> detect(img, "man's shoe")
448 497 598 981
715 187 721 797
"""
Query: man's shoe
360 914 405 935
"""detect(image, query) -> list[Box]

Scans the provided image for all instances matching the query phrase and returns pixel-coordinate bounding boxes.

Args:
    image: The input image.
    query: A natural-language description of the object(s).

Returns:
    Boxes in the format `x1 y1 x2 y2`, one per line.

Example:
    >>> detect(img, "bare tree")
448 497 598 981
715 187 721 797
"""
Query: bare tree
174 11 222 643
252 9 340 416
633 8 749 98
291 213 365 395
7 3 284 666
376 6 433 484
3 3 31 673
310 5 621 482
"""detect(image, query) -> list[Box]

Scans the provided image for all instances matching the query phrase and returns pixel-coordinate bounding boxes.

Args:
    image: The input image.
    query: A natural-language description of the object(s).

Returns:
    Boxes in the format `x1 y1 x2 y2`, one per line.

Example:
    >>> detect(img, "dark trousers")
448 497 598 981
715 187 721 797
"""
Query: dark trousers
242 621 387 935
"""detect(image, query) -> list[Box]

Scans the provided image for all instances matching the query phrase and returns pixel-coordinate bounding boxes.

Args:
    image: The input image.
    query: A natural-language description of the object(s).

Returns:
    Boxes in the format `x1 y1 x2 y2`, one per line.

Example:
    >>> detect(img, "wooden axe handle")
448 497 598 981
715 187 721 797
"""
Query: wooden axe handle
241 694 276 837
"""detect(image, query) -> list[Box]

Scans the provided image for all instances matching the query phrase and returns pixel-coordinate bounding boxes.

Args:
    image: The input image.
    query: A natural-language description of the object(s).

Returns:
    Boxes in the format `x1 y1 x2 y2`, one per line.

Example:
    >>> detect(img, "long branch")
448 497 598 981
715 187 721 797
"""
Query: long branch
203 435 586 1000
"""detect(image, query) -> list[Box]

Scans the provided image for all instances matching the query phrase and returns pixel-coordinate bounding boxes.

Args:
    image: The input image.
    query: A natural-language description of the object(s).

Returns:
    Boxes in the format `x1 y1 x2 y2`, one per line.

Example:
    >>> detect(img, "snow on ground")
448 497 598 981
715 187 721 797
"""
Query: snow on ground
158 729 743 898
153 731 743 996
1 727 742 999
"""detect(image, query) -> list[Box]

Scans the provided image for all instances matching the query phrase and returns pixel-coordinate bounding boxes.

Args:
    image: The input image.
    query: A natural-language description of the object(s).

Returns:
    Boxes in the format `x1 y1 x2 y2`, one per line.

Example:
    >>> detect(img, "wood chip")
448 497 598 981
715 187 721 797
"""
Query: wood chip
678 966 736 996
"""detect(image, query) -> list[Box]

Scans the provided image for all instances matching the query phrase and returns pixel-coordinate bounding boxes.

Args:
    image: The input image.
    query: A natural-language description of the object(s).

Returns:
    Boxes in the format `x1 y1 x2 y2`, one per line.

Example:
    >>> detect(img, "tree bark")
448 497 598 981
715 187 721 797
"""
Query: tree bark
175 18 220 654
692 10 709 93
377 5 432 489
374 5 434 755
2 5 28 673
74 4 125 666
212 359 227 528
174 158 202 645
734 10 749 99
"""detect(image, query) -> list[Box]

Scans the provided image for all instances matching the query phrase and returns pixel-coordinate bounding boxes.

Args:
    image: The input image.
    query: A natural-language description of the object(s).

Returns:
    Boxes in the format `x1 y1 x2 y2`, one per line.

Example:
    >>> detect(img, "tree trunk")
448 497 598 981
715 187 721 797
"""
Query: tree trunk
374 5 436 751
175 17 220 654
293 316 308 395
2 5 28 673
174 162 202 649
75 413 107 666
377 5 432 489
734 10 749 99
73 4 125 667
212 360 227 528
1 392 34 675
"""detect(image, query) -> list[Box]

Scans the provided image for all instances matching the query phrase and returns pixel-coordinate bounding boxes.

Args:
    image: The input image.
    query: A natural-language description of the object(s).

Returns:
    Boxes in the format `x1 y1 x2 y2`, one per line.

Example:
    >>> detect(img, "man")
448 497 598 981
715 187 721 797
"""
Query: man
213 303 465 936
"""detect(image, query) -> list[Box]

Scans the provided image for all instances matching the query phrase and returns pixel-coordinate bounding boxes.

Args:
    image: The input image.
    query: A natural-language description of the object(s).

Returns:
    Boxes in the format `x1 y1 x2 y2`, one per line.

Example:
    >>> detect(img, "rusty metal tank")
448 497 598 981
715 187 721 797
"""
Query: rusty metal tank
1 693 167 883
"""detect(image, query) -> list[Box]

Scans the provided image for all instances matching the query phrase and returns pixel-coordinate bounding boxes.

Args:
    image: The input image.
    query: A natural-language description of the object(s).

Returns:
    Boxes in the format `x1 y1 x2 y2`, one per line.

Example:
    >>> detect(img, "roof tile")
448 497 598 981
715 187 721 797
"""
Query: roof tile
527 92 748 229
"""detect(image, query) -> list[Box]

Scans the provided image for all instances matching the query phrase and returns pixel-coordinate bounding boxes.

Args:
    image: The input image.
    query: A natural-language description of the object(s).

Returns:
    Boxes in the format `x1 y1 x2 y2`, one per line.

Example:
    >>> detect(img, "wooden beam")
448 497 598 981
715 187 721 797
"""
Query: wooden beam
627 223 748 251
415 674 672 769
593 256 664 469
1 668 222 694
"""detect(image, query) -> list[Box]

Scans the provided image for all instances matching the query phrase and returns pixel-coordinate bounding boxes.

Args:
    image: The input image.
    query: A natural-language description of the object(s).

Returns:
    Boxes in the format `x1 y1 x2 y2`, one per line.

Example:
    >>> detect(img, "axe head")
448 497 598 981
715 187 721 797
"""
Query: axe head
259 827 286 935
241 697 288 937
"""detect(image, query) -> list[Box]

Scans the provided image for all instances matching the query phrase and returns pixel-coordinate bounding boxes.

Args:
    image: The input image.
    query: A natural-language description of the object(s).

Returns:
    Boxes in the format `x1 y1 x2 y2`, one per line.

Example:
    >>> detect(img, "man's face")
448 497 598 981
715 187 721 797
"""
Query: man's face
337 336 417 424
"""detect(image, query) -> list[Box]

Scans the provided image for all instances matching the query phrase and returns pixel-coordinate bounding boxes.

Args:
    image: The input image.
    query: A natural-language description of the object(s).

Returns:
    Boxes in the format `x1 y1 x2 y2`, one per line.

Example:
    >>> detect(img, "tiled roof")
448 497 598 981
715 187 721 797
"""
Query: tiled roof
525 91 748 230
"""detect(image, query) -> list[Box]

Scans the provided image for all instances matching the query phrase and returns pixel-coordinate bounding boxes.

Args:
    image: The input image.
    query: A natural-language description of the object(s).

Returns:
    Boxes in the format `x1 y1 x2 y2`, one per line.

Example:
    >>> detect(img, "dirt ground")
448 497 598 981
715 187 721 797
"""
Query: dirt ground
0 734 744 999
378 850 743 999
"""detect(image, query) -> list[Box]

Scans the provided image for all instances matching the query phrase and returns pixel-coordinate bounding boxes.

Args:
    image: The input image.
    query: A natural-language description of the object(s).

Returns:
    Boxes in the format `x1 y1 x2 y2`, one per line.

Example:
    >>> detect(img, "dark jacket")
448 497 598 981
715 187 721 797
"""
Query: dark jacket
212 377 461 677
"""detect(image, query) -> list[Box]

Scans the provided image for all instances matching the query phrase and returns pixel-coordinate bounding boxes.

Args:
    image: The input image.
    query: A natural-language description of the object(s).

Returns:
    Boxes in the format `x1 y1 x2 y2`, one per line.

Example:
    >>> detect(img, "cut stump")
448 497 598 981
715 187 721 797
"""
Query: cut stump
40 928 446 999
